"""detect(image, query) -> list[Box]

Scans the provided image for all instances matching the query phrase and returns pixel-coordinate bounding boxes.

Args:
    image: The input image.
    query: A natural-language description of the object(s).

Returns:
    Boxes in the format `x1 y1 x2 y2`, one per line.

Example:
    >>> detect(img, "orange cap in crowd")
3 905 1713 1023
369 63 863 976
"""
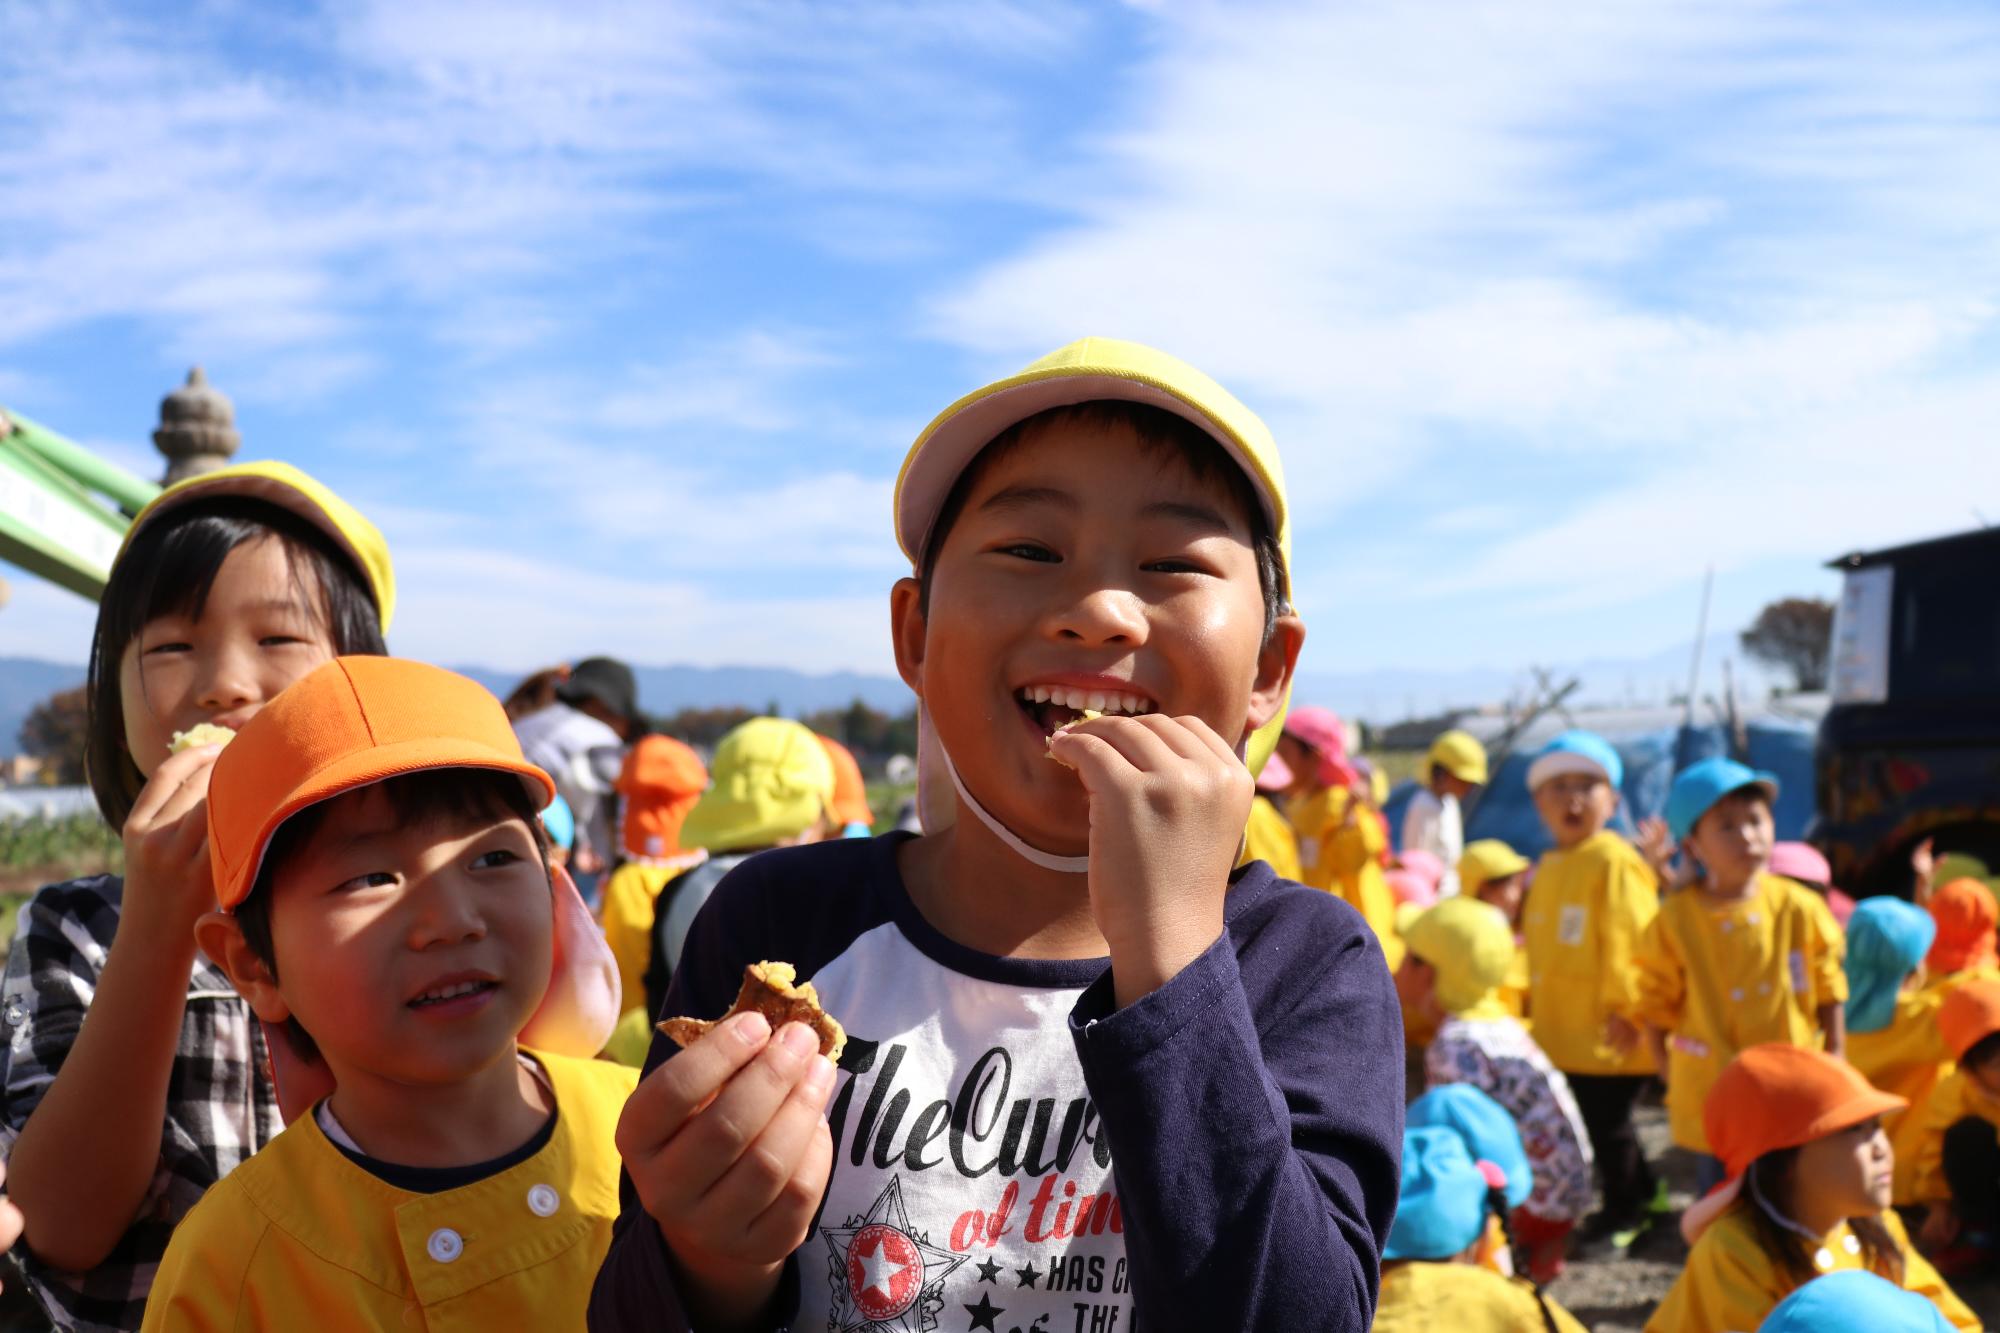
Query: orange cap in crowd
817 736 874 830
207 657 555 912
614 735 709 861
1939 978 2000 1061
1704 1044 1906 1181
1926 879 1999 976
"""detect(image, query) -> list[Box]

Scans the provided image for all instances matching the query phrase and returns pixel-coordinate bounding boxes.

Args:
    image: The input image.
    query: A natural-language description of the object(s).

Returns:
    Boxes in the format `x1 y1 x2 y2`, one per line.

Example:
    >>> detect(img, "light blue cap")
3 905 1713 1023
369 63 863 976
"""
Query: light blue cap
1526 730 1623 793
1666 755 1779 842
1407 1084 1533 1211
540 792 576 853
1843 898 1936 1035
1759 1270 1952 1333
1383 1126 1495 1261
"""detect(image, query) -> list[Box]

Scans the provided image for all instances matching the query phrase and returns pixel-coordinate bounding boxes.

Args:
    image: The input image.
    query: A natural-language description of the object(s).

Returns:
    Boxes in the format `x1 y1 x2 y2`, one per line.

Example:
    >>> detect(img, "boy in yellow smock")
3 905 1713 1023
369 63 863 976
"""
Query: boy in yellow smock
1461 839 1533 1021
1519 730 1661 1241
1841 897 1952 1204
1635 756 1846 1194
1910 979 2000 1264
143 659 637 1332
1278 706 1400 966
598 734 710 1020
1374 1089 1587 1333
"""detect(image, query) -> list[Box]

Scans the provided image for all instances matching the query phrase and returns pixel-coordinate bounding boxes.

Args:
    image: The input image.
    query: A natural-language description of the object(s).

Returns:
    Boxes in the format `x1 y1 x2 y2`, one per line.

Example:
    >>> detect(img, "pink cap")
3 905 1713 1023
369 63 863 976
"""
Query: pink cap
1398 848 1445 892
1769 842 1831 886
1283 706 1357 788
1388 867 1437 909
1256 750 1295 793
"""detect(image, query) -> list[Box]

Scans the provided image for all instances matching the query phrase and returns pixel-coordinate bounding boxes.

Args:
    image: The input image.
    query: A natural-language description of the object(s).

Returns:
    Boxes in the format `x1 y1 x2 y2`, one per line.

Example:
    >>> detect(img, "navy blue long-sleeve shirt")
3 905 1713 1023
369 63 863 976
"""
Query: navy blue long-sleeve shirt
589 833 1402 1332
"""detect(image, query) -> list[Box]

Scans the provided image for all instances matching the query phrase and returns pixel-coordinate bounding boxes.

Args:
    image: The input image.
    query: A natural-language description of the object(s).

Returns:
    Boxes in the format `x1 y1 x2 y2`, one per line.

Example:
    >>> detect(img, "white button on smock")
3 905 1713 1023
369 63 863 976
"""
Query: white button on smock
527 1184 560 1217
427 1228 463 1263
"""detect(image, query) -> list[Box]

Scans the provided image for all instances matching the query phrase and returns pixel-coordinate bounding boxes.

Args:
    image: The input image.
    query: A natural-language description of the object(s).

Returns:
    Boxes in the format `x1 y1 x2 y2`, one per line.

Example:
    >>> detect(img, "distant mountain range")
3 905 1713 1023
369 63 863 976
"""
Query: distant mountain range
2 633 1783 753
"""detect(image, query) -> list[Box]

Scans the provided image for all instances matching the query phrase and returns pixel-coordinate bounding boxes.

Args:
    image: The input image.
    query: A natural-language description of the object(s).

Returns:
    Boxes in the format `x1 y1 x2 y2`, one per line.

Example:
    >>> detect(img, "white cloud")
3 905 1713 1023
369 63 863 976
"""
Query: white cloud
927 0 2000 630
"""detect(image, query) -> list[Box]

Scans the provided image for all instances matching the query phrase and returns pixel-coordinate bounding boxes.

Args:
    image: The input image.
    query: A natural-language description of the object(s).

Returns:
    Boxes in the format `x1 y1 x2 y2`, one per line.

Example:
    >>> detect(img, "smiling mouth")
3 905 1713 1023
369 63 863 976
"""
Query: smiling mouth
408 978 498 1009
1015 685 1156 737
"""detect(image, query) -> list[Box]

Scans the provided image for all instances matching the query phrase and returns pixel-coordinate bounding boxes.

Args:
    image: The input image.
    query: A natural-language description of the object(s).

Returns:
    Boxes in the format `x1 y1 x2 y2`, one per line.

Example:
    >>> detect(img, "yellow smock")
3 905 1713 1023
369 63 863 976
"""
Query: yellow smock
598 860 685 1012
1645 1205 1977 1332
1634 873 1847 1151
141 1050 638 1332
1374 1261 1587 1333
1241 794 1303 882
1907 1067 2000 1206
1850 983 1954 1204
1289 785 1401 968
1499 939 1531 1025
1521 831 1659 1076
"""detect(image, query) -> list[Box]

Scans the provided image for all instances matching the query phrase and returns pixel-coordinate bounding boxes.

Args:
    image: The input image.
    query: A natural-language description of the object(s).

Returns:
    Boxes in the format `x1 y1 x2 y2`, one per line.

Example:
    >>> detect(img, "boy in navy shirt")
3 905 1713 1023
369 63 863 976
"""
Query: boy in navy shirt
591 338 1404 1332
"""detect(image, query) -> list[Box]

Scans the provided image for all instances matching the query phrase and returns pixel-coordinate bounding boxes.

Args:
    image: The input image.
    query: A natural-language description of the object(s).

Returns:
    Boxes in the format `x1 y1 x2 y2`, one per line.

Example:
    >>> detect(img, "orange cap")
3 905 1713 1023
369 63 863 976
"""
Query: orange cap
1939 978 2000 1061
1704 1044 1907 1180
1927 879 1999 975
613 735 709 861
817 735 874 829
207 657 554 911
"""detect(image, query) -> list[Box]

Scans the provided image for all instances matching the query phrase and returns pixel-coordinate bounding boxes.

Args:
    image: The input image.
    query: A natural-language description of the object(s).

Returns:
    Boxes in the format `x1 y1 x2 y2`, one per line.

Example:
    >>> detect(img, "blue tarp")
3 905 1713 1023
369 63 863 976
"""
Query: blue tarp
1387 717 1819 862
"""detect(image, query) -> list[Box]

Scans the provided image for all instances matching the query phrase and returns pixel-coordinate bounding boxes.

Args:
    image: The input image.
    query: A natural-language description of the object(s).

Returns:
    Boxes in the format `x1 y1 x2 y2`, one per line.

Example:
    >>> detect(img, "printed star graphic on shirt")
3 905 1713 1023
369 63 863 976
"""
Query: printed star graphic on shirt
1014 1263 1041 1289
974 1257 1002 1285
821 1176 968 1333
963 1292 1004 1331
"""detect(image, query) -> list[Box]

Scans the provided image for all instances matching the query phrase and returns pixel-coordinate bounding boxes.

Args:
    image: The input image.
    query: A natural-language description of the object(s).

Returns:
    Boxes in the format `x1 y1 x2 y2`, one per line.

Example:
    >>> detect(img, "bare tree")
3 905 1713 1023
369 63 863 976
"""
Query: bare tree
1740 597 1835 692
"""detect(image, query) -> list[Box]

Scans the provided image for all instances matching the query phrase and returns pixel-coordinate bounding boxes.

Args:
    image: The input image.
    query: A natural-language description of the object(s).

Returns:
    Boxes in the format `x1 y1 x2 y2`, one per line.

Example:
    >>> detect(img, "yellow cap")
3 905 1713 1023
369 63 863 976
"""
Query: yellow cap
1458 839 1531 898
1404 897 1516 1016
680 718 837 853
119 460 396 630
1427 730 1488 786
894 337 1293 773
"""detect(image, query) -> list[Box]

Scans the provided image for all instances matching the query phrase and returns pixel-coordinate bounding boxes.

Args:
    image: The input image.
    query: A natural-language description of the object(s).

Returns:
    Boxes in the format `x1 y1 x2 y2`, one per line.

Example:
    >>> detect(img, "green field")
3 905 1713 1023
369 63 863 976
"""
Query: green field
0 812 122 952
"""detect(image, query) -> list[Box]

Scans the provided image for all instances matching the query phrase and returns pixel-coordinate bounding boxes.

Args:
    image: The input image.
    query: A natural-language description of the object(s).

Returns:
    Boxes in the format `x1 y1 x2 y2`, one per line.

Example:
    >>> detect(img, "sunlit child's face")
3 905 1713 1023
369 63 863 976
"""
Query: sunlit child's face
119 537 339 780
1793 1116 1893 1217
1476 872 1526 926
900 418 1291 856
252 784 553 1087
1532 772 1617 848
1688 790 1774 890
1275 734 1317 794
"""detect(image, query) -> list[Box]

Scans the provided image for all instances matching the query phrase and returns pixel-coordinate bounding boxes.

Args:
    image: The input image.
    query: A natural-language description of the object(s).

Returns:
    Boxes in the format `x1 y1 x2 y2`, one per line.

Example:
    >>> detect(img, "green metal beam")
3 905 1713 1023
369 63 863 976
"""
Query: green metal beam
0 409 159 601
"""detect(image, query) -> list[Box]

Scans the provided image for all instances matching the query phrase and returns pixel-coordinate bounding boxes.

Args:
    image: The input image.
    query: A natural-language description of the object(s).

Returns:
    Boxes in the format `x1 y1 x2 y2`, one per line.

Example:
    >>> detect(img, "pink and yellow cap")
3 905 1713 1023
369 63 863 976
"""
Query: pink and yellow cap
895 337 1293 771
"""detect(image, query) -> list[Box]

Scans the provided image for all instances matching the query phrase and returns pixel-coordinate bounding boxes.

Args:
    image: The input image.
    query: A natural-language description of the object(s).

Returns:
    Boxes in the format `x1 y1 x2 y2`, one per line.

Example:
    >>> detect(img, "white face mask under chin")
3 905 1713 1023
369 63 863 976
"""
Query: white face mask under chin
918 705 1090 874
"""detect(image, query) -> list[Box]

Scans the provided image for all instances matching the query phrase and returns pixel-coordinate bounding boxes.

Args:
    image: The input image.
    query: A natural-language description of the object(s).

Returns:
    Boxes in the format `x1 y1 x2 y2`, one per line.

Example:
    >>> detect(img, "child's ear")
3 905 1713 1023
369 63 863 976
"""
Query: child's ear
889 576 927 698
194 912 293 1025
1245 612 1306 733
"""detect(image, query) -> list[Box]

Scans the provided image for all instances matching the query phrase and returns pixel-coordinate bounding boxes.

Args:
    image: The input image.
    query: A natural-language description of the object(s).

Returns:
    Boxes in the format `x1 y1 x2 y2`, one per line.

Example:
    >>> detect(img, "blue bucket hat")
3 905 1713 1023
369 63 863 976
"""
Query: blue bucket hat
1666 755 1780 842
1525 730 1623 793
540 792 576 853
1843 898 1936 1035
1384 1126 1496 1261
1407 1084 1533 1211
1759 1270 1952 1333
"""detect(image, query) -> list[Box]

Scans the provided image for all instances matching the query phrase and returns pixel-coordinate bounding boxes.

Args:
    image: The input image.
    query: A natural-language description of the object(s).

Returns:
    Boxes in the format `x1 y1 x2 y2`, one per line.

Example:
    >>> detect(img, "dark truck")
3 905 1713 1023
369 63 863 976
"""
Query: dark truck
1813 524 2000 896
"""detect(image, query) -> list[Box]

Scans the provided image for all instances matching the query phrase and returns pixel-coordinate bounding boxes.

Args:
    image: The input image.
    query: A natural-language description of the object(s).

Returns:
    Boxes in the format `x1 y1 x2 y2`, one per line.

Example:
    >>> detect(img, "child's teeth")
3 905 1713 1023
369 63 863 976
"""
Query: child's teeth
1086 691 1107 712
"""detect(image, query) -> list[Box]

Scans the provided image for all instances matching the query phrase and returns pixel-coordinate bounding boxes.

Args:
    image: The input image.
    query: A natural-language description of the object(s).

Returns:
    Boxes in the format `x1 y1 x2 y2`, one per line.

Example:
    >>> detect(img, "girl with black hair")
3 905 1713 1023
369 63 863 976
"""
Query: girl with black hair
0 464 392 1332
1647 1043 1976 1332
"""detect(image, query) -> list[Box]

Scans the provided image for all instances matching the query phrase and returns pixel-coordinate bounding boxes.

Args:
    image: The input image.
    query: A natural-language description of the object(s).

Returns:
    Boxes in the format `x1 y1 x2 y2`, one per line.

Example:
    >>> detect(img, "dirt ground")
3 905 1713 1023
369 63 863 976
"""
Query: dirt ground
1549 1099 2000 1331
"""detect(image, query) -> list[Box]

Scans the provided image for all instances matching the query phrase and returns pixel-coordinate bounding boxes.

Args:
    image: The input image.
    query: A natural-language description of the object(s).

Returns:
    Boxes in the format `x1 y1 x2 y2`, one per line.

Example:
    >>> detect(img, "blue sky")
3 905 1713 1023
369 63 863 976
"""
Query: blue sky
2 0 1993 697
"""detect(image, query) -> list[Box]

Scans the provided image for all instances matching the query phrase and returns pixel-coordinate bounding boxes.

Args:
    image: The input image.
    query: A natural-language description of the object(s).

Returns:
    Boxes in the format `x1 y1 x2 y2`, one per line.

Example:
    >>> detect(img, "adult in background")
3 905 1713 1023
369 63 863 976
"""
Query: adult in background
512 657 643 893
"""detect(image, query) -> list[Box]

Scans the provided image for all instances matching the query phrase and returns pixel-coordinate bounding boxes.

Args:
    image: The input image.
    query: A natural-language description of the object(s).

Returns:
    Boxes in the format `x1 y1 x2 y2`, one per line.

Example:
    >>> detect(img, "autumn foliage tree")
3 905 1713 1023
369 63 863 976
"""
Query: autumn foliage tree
20 686 90 785
1741 597 1836 692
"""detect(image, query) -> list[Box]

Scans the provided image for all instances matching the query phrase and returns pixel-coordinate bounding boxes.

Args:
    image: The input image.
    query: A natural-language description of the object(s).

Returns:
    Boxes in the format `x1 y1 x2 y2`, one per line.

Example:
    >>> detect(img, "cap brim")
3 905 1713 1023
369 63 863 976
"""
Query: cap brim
896 371 1282 573
222 739 555 910
1526 752 1614 791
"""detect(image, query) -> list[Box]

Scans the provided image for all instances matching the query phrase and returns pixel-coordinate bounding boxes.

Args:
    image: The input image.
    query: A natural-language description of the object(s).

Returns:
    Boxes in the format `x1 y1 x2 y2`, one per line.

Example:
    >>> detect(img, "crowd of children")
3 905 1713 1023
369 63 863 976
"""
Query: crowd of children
0 339 1991 1331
